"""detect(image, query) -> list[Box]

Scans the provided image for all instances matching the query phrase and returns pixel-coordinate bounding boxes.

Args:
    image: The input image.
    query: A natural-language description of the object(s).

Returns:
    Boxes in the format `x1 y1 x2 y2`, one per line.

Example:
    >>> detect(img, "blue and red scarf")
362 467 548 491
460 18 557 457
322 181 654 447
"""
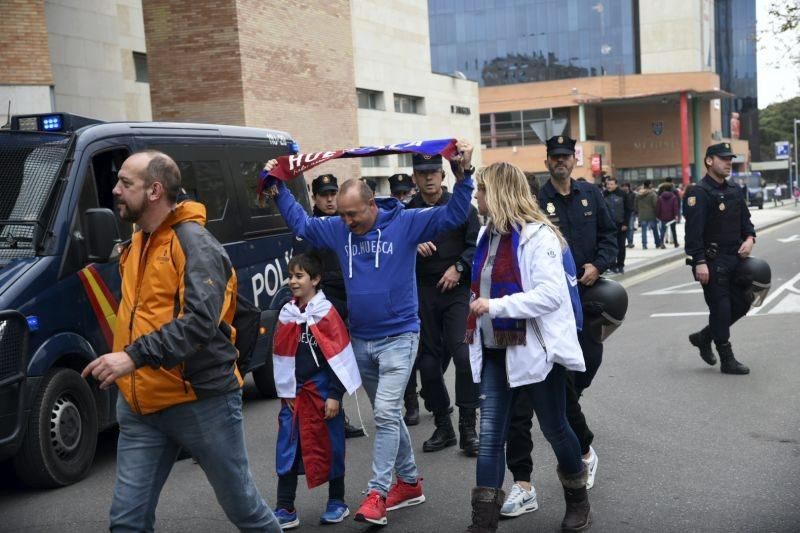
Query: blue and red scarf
257 138 459 197
467 229 527 346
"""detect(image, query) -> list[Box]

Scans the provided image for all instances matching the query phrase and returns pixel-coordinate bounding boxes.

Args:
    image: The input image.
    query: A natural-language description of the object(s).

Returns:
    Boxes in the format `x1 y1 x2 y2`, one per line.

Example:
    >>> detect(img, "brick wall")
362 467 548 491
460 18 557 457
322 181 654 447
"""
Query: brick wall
142 0 359 181
0 0 53 85
236 0 359 180
142 0 246 124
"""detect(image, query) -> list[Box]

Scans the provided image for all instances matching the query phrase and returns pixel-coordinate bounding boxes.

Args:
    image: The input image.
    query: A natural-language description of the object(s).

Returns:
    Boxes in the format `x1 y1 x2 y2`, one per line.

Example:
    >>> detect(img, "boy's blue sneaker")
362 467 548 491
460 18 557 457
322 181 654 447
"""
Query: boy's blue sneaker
274 508 299 530
319 499 350 524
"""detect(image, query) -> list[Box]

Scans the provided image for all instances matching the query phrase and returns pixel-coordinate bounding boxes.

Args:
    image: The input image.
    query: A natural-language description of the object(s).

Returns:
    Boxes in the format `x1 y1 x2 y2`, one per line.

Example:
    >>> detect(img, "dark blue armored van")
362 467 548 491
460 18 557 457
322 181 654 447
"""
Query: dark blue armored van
0 113 309 487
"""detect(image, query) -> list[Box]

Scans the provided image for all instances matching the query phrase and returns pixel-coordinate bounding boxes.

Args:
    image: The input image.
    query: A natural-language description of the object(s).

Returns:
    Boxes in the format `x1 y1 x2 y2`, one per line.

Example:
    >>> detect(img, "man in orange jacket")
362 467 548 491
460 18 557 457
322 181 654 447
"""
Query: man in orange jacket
82 151 280 532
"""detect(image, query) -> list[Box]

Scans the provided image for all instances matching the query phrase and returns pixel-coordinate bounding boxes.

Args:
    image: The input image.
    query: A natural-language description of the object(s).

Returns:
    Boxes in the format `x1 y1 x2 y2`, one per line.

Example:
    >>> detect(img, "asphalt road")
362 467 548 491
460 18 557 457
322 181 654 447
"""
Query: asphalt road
2 218 799 532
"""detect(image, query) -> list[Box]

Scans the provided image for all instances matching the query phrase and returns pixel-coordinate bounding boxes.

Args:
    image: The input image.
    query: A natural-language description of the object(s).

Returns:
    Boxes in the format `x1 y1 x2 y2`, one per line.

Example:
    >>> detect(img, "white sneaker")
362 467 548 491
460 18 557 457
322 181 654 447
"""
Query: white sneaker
583 446 598 490
500 483 539 518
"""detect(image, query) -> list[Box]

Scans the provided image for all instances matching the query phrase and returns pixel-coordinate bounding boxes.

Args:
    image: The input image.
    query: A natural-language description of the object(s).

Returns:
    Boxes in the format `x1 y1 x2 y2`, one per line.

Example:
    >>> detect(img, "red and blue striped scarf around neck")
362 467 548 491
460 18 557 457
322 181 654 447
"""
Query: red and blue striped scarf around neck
466 228 526 346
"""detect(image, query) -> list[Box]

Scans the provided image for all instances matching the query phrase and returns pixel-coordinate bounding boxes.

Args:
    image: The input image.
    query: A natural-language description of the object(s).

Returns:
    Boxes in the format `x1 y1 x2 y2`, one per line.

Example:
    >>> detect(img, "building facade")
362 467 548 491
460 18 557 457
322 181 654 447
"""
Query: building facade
0 0 151 122
429 0 757 183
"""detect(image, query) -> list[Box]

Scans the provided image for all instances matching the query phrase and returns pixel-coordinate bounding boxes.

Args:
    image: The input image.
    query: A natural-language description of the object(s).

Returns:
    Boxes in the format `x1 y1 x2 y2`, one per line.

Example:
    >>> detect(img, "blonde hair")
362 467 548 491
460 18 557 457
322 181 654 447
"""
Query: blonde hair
477 162 565 245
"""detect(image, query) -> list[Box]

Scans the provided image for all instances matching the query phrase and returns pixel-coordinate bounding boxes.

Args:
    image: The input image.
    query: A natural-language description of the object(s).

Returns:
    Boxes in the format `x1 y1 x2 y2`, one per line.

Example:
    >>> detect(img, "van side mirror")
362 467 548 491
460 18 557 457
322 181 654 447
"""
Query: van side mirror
84 208 122 262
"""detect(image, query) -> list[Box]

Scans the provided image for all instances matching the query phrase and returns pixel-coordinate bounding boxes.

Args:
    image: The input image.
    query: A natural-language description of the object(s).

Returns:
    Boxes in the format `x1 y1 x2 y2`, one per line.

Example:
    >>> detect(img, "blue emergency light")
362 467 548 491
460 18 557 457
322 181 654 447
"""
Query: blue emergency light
26 315 40 332
41 115 63 131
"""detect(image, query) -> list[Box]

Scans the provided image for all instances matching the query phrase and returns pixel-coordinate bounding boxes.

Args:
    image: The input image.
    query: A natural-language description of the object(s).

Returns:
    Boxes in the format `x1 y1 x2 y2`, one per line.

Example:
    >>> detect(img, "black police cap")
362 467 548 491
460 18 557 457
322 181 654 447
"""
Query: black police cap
546 135 576 156
312 174 338 195
361 178 377 192
388 173 413 193
412 153 443 171
705 142 735 159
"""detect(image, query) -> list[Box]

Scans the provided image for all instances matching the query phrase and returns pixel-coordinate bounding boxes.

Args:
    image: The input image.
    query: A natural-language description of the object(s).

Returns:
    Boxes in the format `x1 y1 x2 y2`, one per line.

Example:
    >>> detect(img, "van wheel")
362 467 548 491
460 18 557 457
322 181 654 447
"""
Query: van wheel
13 368 98 488
251 360 277 399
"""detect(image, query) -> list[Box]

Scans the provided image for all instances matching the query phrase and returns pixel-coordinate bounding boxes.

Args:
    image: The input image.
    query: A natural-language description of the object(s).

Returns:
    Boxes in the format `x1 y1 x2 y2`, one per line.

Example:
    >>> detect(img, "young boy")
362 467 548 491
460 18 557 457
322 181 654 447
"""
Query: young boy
272 253 362 529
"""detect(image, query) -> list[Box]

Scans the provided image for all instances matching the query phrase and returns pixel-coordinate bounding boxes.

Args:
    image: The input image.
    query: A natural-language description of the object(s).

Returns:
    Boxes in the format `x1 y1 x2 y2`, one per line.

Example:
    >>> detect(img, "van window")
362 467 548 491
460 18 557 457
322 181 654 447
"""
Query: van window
90 148 133 241
177 160 228 221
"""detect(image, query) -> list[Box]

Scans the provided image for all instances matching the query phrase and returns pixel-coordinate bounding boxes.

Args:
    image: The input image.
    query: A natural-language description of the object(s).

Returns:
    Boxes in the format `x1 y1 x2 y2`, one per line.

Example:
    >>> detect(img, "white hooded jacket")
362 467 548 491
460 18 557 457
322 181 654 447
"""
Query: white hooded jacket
468 222 585 387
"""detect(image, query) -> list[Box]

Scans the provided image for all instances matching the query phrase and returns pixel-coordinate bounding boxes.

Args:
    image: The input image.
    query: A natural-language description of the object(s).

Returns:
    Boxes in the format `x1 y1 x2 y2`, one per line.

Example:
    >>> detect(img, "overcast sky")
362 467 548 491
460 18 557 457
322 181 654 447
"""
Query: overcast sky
757 1 800 108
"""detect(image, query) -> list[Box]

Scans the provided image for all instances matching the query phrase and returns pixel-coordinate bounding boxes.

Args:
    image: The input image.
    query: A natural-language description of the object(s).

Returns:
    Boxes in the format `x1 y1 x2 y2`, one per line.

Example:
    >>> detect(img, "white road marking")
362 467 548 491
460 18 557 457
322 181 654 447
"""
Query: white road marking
777 234 800 243
748 271 800 316
642 281 703 296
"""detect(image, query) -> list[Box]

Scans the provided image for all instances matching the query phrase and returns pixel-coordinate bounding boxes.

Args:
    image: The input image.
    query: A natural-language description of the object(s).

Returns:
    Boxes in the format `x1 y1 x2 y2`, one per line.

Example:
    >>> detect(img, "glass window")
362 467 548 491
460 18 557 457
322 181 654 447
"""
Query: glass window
397 153 413 167
357 88 383 110
133 52 148 83
177 160 228 221
361 156 389 168
394 94 424 114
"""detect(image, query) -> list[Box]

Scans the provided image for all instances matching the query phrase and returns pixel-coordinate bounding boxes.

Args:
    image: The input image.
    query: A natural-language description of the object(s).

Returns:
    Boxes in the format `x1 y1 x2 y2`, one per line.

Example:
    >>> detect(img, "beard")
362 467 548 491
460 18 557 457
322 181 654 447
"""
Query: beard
117 198 144 223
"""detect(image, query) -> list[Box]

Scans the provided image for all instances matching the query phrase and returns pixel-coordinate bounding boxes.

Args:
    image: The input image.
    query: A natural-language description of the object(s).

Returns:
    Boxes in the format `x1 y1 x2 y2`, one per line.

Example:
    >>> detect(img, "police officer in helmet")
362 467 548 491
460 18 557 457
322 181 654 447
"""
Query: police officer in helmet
684 143 755 375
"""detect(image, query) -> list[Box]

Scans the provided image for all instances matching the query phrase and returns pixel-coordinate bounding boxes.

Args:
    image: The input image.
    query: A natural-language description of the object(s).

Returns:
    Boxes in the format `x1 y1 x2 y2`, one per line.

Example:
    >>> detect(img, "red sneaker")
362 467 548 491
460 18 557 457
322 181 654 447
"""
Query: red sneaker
386 477 426 511
354 490 387 526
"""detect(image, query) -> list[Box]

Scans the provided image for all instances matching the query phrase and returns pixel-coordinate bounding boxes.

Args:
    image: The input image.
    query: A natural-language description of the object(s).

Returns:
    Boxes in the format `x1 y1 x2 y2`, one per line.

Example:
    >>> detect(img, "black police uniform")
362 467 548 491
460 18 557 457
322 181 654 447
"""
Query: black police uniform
311 174 348 320
506 136 618 483
684 143 755 374
406 188 481 452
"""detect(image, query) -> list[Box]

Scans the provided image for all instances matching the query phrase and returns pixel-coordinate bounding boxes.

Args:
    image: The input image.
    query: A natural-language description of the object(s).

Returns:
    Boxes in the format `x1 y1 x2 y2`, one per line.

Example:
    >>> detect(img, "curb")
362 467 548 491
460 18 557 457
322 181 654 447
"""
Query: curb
614 210 800 279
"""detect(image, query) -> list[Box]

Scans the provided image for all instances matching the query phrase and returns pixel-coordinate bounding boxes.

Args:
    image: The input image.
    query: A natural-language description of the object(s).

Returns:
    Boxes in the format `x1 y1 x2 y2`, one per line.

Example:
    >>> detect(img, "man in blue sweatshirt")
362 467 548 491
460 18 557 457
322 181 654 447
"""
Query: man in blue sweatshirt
263 140 474 526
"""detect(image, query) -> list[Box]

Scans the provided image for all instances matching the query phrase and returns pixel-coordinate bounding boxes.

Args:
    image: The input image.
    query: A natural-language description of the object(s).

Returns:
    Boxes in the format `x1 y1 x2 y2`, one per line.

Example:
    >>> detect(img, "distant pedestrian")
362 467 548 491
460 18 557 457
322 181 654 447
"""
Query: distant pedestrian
622 182 636 248
635 180 661 249
389 173 414 204
656 183 680 248
603 177 631 272
773 184 784 206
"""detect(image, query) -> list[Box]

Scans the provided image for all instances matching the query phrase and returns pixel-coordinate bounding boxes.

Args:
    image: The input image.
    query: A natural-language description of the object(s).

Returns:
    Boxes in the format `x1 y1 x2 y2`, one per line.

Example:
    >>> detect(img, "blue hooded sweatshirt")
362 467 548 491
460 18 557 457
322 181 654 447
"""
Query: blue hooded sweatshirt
275 176 474 339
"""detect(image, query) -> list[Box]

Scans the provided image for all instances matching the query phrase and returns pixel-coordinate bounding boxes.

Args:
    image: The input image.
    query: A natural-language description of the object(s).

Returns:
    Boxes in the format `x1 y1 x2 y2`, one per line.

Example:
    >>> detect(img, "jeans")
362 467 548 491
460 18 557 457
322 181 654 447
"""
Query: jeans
626 213 636 245
477 349 583 489
111 391 280 533
640 219 662 248
352 333 420 495
658 220 679 246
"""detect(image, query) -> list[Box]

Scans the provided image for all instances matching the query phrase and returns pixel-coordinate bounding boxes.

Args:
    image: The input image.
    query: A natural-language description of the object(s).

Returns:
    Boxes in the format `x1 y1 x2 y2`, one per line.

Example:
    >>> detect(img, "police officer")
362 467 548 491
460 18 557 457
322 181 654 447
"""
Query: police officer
405 153 481 455
684 143 754 375
501 136 617 517
311 174 366 438
389 173 414 203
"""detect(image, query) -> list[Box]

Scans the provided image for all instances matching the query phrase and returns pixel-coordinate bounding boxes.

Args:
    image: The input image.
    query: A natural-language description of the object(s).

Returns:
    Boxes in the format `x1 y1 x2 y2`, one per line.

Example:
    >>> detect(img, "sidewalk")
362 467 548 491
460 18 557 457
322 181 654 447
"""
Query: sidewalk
609 203 800 279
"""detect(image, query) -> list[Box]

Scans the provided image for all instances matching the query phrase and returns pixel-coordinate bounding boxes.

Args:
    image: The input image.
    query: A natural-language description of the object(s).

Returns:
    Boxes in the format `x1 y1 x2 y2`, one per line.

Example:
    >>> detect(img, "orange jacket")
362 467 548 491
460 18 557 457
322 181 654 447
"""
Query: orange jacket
114 201 243 415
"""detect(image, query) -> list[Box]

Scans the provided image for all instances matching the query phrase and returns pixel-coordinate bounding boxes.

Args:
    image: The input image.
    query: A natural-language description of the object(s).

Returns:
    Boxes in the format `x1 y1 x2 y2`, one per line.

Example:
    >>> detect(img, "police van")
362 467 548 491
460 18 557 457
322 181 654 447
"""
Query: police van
0 113 309 487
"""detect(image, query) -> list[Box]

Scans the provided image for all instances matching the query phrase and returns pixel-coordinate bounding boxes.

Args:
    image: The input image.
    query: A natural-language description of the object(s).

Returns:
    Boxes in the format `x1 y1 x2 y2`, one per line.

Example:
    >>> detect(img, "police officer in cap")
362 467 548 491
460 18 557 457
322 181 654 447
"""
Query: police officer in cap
405 152 481 456
311 174 366 438
389 173 414 203
501 135 617 516
684 143 754 374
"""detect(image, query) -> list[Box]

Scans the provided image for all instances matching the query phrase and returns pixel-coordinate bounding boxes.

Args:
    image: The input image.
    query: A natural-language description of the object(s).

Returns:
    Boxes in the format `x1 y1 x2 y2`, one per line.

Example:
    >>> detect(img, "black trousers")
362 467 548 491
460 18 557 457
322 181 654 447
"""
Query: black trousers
699 254 751 343
614 230 627 269
276 440 345 509
410 283 479 412
505 327 603 481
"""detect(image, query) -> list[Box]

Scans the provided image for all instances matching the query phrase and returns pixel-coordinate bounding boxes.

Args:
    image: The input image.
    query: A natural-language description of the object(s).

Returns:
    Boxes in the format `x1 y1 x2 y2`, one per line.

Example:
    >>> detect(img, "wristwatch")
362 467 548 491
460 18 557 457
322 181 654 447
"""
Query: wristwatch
455 261 465 273
464 165 475 175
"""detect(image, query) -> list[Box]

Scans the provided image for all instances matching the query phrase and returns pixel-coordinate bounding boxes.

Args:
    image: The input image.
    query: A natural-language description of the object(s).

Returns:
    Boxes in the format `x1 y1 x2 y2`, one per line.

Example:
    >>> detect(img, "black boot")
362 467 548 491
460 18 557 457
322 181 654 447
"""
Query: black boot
717 341 750 375
689 327 717 366
458 407 479 457
423 410 457 452
404 393 420 426
464 487 504 533
344 411 365 438
558 468 591 532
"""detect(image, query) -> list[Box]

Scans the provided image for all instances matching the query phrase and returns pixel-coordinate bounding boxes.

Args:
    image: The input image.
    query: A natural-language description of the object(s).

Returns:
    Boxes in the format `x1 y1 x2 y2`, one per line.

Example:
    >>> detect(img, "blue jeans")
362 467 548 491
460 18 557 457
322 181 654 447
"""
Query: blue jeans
640 219 662 248
110 391 280 533
352 333 419 495
476 350 583 488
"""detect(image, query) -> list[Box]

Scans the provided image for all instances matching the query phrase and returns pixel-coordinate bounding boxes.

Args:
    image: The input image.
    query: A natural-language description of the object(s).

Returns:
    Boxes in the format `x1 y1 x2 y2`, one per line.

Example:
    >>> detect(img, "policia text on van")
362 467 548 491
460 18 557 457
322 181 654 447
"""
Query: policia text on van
0 113 309 487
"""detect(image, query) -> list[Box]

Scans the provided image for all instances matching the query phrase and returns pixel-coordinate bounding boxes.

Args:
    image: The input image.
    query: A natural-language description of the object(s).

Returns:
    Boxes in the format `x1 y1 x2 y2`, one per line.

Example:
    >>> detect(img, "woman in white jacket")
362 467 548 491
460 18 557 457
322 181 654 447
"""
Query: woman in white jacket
464 162 590 533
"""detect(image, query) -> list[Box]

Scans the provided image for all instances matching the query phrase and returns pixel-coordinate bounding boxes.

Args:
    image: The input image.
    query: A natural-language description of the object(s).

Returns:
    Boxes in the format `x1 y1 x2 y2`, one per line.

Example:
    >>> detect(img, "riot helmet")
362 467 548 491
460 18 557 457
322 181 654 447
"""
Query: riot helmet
581 278 629 343
736 256 771 307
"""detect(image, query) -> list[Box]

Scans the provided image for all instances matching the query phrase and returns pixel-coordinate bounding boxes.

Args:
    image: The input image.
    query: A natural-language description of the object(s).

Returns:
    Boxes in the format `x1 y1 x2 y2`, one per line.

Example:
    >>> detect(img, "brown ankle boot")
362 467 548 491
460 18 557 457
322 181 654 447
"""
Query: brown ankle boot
558 468 591 532
465 487 504 533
